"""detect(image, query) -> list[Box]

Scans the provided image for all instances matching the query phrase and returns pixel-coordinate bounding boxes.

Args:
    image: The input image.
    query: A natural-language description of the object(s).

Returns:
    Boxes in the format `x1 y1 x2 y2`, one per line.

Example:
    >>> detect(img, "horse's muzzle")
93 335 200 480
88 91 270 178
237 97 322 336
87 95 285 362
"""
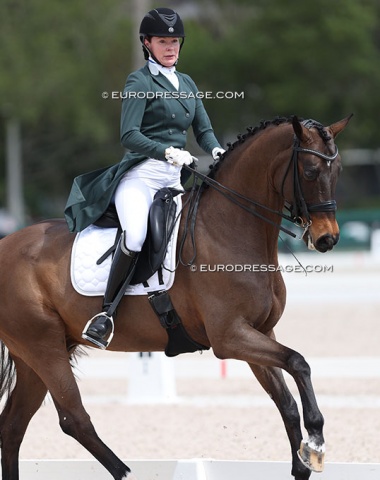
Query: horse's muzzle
314 233 339 253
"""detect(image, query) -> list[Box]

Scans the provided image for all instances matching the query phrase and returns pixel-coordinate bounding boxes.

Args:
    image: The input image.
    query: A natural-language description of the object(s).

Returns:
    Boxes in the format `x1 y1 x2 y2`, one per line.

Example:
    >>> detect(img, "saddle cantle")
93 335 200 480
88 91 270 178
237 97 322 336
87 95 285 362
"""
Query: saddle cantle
94 187 182 286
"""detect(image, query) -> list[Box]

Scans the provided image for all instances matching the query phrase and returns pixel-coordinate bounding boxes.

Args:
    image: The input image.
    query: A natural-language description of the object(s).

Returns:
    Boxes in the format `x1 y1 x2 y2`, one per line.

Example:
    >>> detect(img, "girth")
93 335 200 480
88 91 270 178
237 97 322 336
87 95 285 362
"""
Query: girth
148 290 210 357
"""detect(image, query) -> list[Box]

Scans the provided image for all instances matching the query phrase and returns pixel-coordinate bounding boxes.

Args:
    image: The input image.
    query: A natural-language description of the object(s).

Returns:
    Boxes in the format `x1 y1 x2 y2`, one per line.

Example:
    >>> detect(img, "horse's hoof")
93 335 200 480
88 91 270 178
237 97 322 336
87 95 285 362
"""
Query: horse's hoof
297 438 325 473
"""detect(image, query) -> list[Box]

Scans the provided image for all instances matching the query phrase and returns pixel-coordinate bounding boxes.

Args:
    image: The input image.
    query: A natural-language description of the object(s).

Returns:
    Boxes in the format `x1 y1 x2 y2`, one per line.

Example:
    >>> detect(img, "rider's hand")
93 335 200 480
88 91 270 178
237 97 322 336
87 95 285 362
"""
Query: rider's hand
212 147 226 160
165 147 193 166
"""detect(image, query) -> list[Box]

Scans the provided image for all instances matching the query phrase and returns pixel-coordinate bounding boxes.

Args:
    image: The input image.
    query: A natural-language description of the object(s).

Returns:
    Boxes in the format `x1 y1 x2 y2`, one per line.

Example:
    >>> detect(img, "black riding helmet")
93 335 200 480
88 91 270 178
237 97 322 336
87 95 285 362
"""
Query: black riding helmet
139 7 185 65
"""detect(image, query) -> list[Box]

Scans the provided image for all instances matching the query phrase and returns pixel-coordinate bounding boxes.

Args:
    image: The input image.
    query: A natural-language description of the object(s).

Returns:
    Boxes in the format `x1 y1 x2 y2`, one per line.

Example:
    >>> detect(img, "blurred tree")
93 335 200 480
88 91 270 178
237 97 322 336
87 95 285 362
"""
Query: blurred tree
1 0 379 220
0 0 133 220
0 0 131 136
181 0 380 149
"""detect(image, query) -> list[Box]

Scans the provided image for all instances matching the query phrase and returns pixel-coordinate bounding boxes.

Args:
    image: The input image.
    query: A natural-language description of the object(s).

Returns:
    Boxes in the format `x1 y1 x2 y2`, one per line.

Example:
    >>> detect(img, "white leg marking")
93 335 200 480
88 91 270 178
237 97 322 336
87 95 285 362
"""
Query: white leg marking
304 436 326 453
124 473 138 480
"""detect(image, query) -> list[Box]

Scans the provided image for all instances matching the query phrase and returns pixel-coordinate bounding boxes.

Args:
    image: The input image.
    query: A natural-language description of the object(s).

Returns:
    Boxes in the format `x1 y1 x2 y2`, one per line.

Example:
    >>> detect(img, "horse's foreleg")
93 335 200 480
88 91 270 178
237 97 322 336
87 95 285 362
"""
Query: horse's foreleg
212 325 324 475
0 356 47 480
286 351 325 473
249 363 311 480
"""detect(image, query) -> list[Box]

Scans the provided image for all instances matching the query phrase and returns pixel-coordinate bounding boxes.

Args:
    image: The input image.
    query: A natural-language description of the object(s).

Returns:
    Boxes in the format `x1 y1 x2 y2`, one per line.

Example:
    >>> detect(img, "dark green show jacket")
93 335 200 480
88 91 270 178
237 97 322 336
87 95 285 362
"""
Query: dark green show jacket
64 63 221 232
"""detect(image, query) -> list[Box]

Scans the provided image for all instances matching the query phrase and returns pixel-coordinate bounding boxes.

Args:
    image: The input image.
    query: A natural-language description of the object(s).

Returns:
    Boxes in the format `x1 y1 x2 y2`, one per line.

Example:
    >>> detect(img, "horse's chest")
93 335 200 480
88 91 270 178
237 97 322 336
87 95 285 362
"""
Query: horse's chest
248 277 286 332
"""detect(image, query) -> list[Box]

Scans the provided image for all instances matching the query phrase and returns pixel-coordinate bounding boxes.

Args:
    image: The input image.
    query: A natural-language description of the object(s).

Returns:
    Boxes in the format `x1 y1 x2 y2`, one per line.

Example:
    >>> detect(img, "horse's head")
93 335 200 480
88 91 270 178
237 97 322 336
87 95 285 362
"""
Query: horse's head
284 115 352 253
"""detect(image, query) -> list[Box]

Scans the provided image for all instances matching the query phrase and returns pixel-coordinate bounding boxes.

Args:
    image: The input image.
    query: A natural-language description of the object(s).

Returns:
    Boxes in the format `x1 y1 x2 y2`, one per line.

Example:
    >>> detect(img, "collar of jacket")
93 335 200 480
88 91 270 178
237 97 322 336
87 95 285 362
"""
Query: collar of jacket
142 63 192 113
148 58 179 90
148 58 176 76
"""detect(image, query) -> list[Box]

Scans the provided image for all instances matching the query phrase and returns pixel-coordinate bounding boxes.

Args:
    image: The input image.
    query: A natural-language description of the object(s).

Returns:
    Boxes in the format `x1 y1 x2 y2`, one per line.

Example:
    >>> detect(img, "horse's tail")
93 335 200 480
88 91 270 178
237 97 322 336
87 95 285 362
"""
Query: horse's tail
0 341 16 403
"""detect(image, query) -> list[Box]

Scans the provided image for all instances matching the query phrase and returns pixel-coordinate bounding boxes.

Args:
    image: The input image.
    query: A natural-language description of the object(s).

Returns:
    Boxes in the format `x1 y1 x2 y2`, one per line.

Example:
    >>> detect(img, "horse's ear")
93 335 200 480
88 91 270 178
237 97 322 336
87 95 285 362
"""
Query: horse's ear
327 114 353 139
292 115 310 142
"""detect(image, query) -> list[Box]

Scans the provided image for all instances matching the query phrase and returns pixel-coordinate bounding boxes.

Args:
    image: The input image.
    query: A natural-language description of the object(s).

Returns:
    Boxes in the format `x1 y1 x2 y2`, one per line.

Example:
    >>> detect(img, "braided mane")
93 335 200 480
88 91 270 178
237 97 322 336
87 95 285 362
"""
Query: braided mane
209 115 331 178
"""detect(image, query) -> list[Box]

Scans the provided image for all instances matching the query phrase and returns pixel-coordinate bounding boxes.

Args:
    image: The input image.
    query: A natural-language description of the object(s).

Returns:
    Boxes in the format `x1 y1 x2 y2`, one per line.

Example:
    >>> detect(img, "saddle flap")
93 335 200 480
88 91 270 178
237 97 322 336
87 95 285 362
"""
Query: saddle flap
132 188 181 284
149 188 181 254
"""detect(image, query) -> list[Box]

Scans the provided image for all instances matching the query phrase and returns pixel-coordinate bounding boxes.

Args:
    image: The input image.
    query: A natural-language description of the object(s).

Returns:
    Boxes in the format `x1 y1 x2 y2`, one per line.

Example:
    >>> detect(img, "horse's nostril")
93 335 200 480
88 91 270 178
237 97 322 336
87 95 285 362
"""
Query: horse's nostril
315 234 338 252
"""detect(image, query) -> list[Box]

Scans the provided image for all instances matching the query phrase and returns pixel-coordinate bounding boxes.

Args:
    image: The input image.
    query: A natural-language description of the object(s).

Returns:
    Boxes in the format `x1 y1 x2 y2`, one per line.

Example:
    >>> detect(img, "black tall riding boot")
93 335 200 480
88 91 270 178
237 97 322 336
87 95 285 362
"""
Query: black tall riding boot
82 232 139 349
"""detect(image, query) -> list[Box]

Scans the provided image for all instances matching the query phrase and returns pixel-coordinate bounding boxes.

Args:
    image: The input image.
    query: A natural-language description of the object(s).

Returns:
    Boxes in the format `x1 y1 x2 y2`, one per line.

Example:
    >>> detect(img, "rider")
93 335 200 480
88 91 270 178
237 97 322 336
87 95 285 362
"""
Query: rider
66 7 224 349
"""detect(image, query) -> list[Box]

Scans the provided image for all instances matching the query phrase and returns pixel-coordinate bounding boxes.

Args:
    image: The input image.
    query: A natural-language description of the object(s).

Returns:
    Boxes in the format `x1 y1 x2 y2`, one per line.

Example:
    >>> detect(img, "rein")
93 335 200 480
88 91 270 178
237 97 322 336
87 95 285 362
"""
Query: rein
183 164 298 238
183 123 339 241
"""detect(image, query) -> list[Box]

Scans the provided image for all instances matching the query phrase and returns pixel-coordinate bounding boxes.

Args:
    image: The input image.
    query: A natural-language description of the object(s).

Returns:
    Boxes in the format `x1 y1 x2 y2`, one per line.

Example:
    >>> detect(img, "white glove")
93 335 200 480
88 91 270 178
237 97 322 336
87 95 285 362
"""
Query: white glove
165 146 193 166
212 147 226 160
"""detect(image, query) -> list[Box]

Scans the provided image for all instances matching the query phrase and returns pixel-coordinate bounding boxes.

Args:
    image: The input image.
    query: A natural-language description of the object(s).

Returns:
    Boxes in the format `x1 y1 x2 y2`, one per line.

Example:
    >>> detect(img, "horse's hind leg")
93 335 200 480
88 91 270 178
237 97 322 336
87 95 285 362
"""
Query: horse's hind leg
249 363 311 480
24 343 135 480
0 355 48 480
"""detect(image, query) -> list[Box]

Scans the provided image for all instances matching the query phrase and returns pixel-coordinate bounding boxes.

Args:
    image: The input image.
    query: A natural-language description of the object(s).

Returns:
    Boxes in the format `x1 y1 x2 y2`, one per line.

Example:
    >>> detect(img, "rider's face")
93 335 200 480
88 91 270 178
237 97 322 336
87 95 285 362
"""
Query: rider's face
144 37 180 67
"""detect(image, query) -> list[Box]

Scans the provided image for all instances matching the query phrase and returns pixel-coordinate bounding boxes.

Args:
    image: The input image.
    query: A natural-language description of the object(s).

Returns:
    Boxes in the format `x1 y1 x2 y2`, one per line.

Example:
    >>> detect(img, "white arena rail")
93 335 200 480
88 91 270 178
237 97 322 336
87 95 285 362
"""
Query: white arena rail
19 459 380 479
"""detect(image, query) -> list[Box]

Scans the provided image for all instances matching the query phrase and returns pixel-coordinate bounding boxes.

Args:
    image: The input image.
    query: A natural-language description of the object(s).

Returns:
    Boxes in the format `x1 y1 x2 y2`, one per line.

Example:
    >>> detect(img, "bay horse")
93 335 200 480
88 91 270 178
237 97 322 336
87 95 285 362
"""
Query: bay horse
0 115 351 480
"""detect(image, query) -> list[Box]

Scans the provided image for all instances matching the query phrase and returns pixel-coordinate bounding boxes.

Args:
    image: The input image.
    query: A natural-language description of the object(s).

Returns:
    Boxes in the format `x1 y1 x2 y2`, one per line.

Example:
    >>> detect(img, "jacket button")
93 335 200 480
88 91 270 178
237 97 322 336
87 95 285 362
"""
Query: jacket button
169 129 173 135
182 130 186 135
185 112 190 117
171 113 176 118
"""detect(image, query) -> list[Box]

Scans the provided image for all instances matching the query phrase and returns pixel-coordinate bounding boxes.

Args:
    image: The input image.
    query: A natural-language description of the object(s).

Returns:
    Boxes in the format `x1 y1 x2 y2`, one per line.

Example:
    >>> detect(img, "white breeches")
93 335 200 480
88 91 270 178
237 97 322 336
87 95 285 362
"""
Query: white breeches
114 159 183 252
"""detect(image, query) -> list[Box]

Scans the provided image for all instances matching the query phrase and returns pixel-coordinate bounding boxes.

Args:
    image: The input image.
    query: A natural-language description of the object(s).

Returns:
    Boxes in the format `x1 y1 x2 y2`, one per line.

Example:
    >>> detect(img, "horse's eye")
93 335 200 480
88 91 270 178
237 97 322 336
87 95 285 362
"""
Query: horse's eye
303 168 319 181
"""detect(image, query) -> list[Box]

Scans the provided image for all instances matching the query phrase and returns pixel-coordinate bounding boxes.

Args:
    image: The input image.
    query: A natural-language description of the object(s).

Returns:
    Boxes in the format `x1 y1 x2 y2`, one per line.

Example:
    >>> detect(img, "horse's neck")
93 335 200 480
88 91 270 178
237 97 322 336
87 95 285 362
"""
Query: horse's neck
199 134 287 264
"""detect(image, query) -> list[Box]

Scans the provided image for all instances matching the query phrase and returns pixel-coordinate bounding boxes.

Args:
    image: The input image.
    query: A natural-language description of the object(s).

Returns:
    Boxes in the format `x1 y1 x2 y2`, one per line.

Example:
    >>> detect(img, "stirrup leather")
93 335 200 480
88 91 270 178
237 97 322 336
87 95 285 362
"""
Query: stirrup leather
82 313 115 350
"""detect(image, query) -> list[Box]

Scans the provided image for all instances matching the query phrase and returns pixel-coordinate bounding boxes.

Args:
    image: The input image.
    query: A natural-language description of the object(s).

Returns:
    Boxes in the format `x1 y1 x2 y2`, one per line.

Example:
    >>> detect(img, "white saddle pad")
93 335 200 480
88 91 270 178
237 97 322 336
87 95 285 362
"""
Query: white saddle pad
70 196 181 296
